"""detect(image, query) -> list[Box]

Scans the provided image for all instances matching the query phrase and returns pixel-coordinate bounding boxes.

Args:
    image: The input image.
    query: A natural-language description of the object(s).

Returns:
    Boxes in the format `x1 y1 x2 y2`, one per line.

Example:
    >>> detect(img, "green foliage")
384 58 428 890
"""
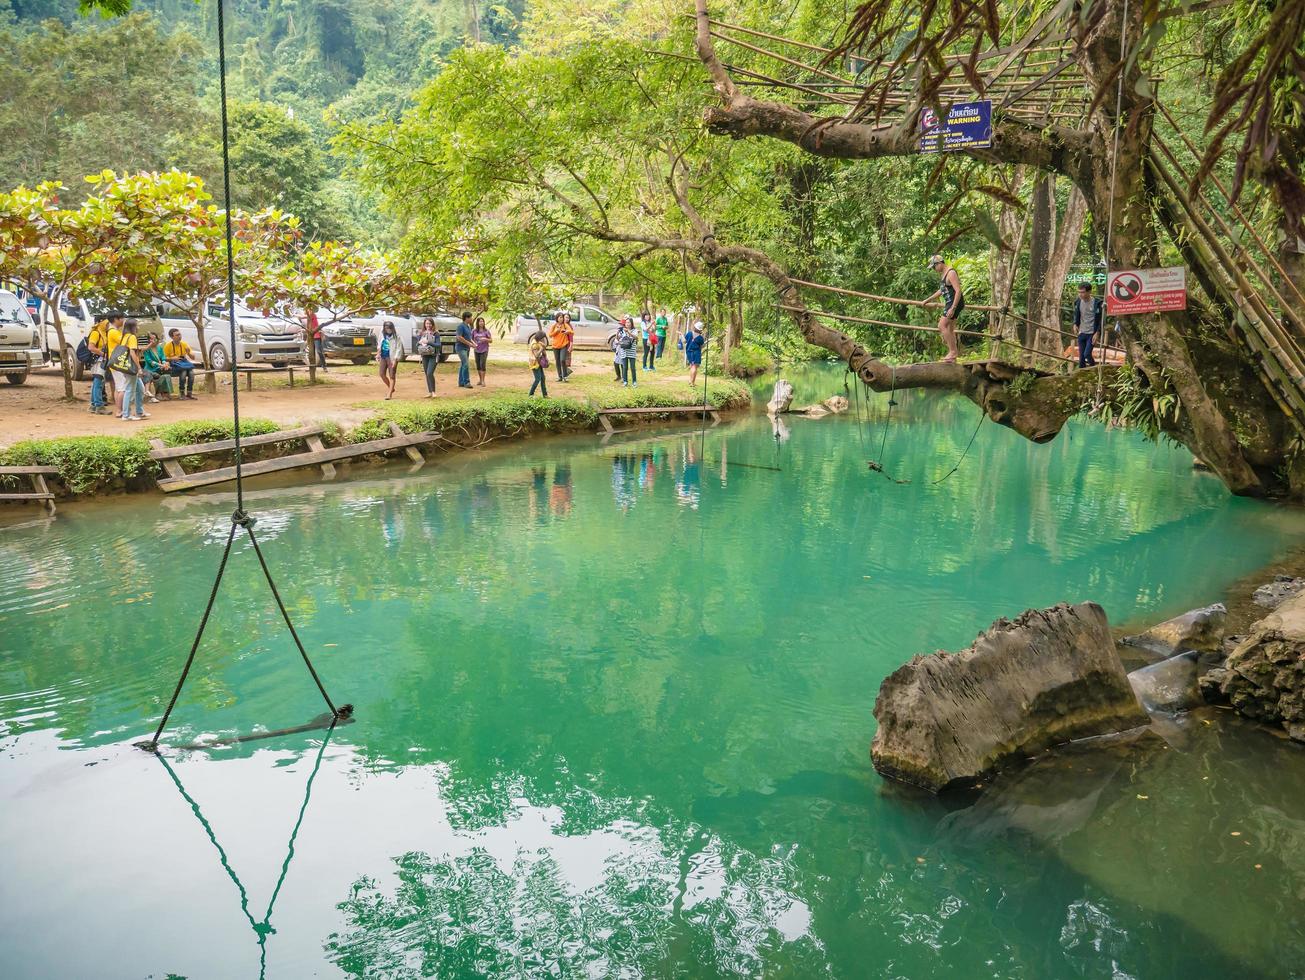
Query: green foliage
1007 371 1038 398
0 12 213 196
723 342 773 378
0 418 282 493
1098 366 1181 442
0 435 153 493
142 417 281 446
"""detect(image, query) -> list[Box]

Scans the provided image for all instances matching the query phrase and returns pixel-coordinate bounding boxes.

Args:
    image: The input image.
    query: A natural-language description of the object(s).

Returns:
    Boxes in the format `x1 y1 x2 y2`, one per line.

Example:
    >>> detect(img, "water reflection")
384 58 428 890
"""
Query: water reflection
157 726 335 980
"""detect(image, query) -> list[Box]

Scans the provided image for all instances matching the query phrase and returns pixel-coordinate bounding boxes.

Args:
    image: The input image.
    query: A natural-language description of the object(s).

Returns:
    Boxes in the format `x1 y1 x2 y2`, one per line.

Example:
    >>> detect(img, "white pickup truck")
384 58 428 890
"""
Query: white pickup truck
0 290 44 385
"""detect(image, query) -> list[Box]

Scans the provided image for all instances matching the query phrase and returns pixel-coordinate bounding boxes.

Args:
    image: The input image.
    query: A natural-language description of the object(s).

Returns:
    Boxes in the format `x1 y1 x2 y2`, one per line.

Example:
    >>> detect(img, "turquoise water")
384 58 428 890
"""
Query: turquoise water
3 370 1305 978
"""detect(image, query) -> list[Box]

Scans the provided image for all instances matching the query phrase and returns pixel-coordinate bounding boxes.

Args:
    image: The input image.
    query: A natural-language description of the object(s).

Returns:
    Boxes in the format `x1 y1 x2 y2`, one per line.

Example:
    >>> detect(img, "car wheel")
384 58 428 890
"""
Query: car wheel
351 357 370 366
5 369 29 385
71 350 86 381
208 343 230 372
438 353 450 363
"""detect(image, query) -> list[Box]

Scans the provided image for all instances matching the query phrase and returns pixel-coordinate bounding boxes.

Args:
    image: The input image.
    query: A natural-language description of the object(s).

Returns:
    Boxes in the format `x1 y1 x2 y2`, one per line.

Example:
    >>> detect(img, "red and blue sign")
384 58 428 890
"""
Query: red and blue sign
920 100 993 153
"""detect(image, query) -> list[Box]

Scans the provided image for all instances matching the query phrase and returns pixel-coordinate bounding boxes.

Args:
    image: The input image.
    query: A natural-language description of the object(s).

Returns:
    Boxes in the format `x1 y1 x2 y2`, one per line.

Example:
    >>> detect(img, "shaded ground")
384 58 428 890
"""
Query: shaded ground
0 349 698 448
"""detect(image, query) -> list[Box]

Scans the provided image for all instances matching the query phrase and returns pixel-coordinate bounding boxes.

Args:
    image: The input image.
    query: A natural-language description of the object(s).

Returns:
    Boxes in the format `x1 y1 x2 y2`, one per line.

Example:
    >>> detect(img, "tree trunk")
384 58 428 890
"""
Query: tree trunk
49 304 73 400
193 302 217 395
988 167 1026 345
1033 185 1088 356
1026 174 1056 349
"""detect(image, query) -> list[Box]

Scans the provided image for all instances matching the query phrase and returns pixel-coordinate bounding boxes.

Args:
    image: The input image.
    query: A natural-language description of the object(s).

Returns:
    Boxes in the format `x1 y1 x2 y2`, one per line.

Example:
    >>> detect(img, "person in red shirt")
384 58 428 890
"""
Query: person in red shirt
304 308 326 372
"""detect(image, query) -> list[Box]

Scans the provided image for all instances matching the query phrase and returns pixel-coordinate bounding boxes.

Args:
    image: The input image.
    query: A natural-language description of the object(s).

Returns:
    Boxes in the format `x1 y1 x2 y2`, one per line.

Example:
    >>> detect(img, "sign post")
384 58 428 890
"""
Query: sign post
1105 266 1187 316
919 101 993 153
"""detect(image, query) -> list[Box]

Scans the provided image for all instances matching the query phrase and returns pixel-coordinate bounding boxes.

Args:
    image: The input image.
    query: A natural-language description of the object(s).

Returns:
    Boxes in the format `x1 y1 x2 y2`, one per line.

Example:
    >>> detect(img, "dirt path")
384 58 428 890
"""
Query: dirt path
0 350 691 446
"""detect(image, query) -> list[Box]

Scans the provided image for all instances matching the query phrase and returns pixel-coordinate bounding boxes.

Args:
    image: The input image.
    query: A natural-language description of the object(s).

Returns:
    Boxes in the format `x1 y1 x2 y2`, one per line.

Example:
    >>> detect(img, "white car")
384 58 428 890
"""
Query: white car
0 289 43 385
158 303 306 371
514 304 621 348
36 294 163 380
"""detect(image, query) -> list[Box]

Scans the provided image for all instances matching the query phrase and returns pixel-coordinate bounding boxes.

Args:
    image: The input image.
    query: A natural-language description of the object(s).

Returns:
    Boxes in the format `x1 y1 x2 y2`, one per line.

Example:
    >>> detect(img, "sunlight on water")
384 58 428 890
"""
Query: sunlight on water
2 372 1304 978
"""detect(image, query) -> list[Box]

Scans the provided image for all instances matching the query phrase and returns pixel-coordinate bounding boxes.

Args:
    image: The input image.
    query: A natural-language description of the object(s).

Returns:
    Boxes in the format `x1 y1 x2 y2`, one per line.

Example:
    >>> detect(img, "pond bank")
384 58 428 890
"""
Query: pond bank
0 378 751 501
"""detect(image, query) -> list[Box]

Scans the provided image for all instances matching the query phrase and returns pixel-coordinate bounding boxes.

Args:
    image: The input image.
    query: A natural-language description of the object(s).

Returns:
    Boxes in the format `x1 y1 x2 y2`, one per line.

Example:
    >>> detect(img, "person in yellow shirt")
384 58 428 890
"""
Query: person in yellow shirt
163 328 197 399
85 313 119 415
108 318 146 420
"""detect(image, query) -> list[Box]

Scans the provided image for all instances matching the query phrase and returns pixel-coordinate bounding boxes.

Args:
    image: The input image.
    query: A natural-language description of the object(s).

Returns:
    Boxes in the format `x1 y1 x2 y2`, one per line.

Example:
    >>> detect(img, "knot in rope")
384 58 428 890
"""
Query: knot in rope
231 509 256 530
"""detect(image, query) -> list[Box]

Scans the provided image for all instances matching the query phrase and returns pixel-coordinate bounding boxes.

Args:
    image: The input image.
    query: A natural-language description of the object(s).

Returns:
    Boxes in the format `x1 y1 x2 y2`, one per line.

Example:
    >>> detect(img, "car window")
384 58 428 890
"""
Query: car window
583 308 603 322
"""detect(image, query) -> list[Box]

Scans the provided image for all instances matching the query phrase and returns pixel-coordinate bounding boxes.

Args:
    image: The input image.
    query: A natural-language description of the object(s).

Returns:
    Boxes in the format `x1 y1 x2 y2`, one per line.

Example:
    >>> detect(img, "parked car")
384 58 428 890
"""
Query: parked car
513 304 621 348
402 311 461 362
158 303 306 371
314 309 377 365
0 289 43 385
38 294 163 380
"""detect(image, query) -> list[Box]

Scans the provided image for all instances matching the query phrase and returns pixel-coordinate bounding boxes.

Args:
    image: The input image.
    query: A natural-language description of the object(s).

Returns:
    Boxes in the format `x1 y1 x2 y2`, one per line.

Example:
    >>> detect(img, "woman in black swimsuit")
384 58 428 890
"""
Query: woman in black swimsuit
927 253 963 362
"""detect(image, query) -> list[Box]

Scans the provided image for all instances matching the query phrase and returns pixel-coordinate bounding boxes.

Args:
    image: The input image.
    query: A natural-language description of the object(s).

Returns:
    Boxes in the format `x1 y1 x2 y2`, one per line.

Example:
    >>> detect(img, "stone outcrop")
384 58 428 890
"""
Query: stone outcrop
766 380 794 415
823 395 849 414
871 603 1149 793
1253 575 1305 610
1201 592 1305 742
1121 603 1226 660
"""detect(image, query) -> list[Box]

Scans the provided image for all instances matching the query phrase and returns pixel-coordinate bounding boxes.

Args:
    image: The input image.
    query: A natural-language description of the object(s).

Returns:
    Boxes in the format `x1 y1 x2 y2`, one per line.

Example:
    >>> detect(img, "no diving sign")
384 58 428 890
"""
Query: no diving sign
1106 266 1187 316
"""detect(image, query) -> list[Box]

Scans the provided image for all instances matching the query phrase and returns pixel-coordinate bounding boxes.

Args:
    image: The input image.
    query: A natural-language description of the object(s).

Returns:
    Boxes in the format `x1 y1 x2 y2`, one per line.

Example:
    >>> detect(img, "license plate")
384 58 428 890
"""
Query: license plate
352 337 366 346
0 352 21 362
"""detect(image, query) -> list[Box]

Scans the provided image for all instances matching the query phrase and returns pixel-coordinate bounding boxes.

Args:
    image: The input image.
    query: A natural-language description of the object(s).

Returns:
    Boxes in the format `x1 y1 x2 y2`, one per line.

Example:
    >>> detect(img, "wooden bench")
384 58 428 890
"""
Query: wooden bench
232 365 300 390
148 422 439 493
0 466 60 514
596 404 721 435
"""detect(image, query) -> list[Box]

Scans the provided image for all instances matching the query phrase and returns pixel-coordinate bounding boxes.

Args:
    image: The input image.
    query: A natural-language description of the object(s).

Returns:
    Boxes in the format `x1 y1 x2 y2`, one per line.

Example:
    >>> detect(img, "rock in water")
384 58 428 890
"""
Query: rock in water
823 395 849 414
1252 576 1305 610
871 602 1149 792
1201 592 1305 742
1121 603 1226 660
767 379 794 415
1128 652 1202 713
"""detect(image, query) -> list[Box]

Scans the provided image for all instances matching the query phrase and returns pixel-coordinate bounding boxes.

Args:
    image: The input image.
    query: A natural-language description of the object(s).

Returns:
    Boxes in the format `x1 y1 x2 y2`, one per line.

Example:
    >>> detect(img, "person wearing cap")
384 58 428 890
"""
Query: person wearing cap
924 254 964 363
684 320 706 385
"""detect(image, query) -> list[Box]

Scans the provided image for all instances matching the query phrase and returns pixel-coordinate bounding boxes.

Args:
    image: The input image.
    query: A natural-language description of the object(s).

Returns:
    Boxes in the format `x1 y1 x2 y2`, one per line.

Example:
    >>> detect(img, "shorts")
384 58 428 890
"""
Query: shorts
111 369 133 390
474 350 488 371
378 357 397 377
942 299 966 320
686 353 702 366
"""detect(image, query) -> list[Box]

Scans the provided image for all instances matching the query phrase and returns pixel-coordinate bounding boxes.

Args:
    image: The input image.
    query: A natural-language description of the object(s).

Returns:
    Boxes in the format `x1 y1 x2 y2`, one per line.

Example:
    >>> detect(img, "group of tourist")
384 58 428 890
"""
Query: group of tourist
85 312 198 420
398 312 493 399
524 310 707 397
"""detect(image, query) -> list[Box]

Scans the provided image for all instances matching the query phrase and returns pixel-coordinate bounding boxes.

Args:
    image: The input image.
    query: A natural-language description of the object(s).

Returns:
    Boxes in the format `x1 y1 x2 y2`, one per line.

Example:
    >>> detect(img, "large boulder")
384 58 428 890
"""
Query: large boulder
871 602 1149 793
1120 603 1226 661
1201 592 1305 742
1253 575 1305 610
766 379 794 415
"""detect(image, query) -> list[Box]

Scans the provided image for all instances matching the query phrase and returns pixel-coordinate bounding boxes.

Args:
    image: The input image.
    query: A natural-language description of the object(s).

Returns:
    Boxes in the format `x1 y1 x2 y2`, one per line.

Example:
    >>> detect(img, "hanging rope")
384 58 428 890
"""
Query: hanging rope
932 413 987 484
136 0 350 752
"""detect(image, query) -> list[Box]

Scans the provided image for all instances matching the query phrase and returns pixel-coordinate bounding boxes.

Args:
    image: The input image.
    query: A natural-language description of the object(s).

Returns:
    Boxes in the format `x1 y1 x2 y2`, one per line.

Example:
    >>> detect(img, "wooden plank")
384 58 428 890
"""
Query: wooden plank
156 431 442 492
304 434 336 479
388 422 425 464
597 405 719 415
148 438 189 481
0 492 55 501
0 466 60 475
149 425 324 461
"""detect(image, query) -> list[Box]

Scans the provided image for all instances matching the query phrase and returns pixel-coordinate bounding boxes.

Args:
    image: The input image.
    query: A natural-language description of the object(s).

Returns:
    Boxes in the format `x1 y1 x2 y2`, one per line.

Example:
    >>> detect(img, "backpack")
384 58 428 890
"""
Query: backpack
75 336 94 366
108 342 138 375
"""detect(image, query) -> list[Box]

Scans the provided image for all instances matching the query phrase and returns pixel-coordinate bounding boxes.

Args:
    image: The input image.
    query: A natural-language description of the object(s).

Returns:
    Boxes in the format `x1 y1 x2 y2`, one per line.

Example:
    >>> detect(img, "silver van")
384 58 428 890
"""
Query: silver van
514 304 621 348
0 289 43 385
158 303 306 371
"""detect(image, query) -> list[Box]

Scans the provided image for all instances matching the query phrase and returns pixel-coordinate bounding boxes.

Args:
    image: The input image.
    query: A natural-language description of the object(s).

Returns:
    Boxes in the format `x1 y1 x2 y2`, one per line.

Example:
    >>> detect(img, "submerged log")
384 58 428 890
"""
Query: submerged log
871 602 1149 793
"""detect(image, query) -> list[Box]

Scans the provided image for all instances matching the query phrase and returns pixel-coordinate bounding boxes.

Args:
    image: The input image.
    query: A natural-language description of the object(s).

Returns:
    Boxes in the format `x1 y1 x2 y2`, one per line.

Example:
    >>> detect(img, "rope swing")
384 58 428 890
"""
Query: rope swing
136 0 351 752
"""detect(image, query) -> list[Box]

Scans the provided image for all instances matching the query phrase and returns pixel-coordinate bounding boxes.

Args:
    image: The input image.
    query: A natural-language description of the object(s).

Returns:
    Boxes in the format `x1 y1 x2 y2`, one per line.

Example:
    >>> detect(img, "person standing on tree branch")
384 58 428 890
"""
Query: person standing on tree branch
924 254 964 363
1072 282 1104 368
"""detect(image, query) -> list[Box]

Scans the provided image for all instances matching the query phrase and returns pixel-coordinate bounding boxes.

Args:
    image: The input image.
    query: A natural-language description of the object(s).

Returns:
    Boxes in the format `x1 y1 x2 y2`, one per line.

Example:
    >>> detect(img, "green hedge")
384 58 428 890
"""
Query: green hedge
0 418 282 494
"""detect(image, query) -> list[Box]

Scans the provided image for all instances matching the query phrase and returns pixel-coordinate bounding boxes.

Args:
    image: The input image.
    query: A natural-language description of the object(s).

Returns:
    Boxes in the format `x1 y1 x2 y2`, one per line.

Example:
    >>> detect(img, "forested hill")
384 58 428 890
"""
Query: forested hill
0 0 524 241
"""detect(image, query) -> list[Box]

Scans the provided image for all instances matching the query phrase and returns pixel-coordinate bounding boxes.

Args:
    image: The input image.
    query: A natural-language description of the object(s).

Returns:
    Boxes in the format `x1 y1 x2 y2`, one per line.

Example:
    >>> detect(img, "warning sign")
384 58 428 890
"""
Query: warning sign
919 100 993 153
1105 266 1187 316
